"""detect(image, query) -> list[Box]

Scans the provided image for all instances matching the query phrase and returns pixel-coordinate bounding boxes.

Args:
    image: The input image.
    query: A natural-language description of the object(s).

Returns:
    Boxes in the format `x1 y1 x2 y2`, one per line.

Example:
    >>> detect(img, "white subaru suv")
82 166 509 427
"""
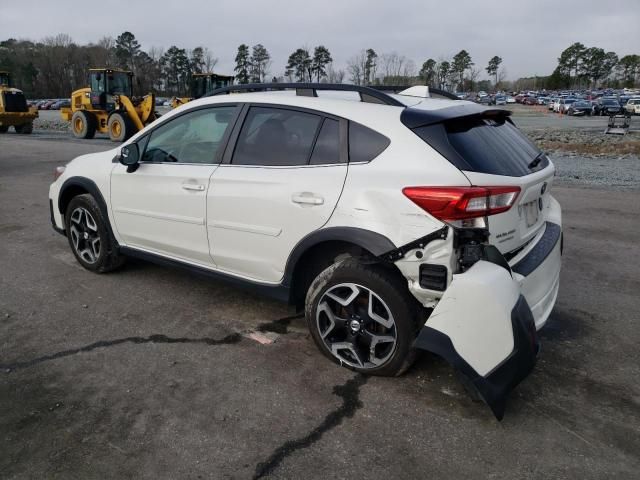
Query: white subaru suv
49 84 562 419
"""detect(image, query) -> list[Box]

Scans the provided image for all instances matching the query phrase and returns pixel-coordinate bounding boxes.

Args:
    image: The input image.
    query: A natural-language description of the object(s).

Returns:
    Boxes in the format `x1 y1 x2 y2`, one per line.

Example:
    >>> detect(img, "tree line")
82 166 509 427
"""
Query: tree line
1 32 638 99
0 32 219 98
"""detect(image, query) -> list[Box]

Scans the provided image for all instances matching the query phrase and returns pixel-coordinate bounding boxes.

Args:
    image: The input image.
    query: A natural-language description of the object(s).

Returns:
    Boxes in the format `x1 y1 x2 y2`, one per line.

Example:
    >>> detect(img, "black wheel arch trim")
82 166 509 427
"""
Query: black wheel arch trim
414 295 538 420
49 199 66 236
57 176 117 241
282 227 397 287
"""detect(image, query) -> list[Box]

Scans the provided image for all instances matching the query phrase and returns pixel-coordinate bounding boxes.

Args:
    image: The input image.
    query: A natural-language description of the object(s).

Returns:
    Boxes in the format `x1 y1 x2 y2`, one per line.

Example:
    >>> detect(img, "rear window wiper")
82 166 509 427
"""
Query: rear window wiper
528 152 544 170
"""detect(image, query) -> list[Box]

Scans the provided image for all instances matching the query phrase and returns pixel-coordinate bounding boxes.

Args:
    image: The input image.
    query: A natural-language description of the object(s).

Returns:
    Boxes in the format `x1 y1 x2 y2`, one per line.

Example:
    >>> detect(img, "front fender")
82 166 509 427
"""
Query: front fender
415 260 538 420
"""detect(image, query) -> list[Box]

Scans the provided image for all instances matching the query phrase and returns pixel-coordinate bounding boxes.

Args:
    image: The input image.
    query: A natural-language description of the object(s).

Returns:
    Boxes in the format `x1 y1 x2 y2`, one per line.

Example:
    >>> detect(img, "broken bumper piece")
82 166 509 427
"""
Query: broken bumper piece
413 260 539 420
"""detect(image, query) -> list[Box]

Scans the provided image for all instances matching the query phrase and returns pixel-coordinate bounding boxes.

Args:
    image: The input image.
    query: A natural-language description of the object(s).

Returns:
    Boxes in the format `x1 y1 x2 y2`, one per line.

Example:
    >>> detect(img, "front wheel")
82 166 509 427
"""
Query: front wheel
305 259 420 376
71 110 96 139
64 194 125 273
108 112 134 142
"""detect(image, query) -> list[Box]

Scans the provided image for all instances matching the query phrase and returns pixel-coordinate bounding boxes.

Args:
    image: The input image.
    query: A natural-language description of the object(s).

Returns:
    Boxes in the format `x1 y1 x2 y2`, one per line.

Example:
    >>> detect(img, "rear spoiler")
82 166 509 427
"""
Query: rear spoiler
401 104 512 129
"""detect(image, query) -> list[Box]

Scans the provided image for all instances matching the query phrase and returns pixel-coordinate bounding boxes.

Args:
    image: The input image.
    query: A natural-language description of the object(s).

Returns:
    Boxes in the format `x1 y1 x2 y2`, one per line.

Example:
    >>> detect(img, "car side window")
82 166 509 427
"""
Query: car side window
141 106 235 164
309 118 341 165
232 107 322 166
348 122 390 163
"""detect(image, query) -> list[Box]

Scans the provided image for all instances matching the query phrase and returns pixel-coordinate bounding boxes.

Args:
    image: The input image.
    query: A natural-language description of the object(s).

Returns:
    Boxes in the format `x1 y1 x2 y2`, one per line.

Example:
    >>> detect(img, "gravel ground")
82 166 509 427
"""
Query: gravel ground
33 116 68 132
520 128 640 190
549 152 639 189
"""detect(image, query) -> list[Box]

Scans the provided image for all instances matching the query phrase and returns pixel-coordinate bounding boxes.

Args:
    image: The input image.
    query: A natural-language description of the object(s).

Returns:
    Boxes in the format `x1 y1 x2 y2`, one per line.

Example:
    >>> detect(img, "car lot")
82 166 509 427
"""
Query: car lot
1 130 639 478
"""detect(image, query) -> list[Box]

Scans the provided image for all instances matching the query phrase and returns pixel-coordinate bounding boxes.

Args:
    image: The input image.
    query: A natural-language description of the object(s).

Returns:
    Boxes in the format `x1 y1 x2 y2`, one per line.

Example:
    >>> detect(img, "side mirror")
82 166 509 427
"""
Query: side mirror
120 143 140 172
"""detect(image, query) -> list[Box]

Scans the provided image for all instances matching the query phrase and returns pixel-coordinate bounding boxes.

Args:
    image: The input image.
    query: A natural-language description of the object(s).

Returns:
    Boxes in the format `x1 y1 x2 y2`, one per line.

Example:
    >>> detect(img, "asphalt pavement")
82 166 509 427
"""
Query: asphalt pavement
1 131 639 479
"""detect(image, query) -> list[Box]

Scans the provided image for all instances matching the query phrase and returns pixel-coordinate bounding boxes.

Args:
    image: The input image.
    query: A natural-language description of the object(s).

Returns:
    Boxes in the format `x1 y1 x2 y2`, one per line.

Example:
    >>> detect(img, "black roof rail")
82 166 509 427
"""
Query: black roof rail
203 82 406 107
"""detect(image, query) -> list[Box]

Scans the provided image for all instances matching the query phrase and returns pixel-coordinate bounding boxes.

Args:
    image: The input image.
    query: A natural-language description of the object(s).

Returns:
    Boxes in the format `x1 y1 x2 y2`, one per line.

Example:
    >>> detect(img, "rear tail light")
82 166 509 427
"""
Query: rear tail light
402 186 521 222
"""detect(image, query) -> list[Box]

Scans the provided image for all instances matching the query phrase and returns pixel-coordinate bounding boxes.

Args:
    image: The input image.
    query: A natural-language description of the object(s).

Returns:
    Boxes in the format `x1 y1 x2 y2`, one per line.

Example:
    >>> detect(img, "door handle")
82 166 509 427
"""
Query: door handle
291 192 324 205
182 184 205 191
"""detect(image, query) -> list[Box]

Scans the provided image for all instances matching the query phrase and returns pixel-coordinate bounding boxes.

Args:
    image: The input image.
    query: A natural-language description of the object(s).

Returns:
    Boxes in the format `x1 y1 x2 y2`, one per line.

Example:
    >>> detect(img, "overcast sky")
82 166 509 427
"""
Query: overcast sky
1 0 638 80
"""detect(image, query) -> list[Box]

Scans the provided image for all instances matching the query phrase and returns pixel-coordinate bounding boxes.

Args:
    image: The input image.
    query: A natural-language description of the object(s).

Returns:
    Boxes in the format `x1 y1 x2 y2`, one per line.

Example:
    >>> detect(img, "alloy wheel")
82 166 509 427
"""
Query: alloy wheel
69 207 101 264
316 283 397 369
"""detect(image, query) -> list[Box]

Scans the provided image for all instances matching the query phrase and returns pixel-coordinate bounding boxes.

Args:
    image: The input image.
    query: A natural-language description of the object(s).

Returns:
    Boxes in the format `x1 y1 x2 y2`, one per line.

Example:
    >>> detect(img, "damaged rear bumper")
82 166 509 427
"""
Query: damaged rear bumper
383 218 561 420
415 293 538 420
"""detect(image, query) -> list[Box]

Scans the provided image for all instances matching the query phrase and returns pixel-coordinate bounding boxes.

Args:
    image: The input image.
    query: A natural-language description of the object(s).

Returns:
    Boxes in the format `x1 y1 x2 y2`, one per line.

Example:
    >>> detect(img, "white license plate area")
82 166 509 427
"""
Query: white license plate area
523 200 539 227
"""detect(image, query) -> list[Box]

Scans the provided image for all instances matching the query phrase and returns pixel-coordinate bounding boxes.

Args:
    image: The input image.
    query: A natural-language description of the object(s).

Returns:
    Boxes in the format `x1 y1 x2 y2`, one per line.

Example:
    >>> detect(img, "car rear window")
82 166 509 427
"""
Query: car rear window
349 122 390 163
411 116 547 177
310 118 341 165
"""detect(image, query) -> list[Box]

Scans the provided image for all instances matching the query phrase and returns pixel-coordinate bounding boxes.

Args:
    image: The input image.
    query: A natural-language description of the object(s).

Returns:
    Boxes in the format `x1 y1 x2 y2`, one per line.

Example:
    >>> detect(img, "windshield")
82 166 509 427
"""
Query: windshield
603 99 618 105
107 72 131 95
575 101 591 107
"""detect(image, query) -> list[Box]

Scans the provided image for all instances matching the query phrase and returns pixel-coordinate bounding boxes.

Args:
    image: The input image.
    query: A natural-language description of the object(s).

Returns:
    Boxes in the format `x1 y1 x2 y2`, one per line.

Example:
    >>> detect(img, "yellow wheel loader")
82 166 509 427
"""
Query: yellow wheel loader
0 71 38 134
170 73 234 108
60 68 157 142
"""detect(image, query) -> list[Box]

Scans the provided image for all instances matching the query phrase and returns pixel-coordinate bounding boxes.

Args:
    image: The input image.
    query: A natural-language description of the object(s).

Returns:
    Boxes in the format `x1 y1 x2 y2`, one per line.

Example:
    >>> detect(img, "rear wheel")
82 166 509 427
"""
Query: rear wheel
71 110 96 139
306 259 420 376
64 194 125 273
108 112 134 142
14 122 33 134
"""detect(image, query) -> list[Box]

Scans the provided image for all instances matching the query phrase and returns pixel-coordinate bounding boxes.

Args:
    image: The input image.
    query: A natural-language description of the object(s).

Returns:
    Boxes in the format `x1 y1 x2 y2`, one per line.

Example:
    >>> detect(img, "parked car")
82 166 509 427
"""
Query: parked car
594 97 624 116
494 95 507 105
624 98 640 115
49 99 70 110
523 96 538 106
506 96 516 104
548 97 558 110
476 95 494 105
49 84 562 420
567 100 593 116
39 100 57 110
555 98 577 114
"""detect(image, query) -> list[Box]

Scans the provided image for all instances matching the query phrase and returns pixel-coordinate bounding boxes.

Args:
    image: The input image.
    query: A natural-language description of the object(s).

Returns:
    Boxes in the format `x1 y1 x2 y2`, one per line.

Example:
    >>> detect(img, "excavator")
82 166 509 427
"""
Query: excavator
60 68 157 142
170 73 234 108
0 70 38 134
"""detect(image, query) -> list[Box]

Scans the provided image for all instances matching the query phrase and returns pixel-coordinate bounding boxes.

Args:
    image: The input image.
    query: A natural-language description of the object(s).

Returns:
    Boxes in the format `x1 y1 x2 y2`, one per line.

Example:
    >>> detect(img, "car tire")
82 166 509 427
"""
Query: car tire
71 110 96 139
305 258 421 377
108 112 134 142
14 122 33 134
64 194 125 273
